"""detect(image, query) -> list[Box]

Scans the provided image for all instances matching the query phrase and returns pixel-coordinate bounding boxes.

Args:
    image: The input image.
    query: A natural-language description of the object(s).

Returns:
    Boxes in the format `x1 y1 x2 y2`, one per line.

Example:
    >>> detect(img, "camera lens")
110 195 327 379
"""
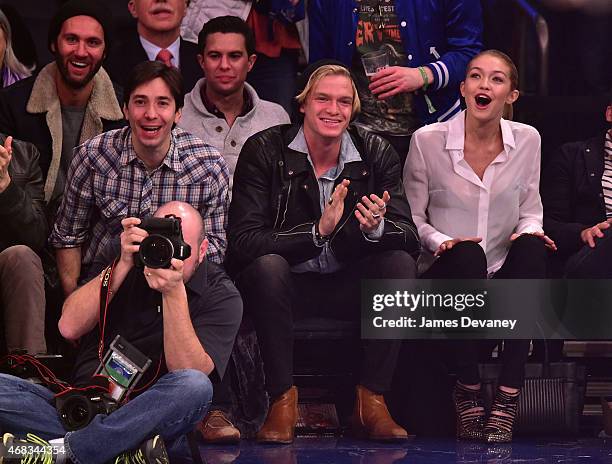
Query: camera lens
139 235 174 269
60 396 95 430
71 404 89 423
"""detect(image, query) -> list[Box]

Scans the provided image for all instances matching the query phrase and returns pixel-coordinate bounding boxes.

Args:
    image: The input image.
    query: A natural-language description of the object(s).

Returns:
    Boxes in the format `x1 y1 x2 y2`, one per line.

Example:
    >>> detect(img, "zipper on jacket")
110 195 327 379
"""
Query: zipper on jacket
274 222 314 240
273 193 283 229
386 217 421 252
329 203 356 245
278 182 291 229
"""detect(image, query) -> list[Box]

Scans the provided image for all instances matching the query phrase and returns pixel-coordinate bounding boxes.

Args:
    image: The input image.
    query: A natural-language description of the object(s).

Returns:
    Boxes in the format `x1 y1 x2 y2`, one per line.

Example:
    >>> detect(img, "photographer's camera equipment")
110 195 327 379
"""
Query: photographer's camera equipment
95 335 151 402
53 233 158 432
0 353 68 392
136 214 191 268
55 336 151 431
55 377 118 431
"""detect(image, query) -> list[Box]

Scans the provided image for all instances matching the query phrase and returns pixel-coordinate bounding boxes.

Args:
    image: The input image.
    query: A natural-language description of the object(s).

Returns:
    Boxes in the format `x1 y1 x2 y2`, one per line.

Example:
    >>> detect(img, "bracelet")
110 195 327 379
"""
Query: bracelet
313 221 329 247
418 66 429 91
418 66 437 114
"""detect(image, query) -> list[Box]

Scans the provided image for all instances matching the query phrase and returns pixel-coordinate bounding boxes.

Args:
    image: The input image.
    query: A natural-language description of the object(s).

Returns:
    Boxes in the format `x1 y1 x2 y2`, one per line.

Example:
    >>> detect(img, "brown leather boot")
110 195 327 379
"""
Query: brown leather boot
351 385 408 441
256 386 298 444
198 410 241 444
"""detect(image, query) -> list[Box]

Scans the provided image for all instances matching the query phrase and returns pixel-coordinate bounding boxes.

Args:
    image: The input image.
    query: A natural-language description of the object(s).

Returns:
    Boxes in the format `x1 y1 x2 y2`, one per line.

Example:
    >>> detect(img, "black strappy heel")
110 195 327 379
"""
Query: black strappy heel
484 389 520 443
453 383 486 440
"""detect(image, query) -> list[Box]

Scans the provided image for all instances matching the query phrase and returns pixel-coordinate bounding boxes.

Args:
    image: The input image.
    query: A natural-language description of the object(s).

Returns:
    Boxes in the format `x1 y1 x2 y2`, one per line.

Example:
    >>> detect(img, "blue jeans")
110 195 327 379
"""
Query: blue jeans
0 369 212 464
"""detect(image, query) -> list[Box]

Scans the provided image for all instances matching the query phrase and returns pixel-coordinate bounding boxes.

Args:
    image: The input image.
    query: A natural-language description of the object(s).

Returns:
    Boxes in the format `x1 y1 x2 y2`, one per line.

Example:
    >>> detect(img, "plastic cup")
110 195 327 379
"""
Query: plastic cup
361 50 389 77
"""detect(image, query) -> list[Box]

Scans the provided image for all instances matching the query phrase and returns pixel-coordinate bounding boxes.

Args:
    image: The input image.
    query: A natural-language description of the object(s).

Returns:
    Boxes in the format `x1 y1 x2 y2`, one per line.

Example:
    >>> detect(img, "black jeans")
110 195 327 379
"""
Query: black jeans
565 227 612 278
422 235 548 388
236 250 417 398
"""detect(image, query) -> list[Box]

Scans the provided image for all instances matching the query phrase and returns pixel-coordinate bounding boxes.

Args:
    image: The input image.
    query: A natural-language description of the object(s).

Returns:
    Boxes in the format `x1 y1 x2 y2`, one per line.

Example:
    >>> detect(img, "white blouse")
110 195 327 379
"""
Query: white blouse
404 111 543 274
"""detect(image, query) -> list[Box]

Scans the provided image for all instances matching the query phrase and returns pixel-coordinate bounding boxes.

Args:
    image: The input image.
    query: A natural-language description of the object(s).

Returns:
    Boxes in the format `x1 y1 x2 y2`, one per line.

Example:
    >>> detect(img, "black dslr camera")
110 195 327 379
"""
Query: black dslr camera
55 388 117 431
56 336 151 431
136 214 191 268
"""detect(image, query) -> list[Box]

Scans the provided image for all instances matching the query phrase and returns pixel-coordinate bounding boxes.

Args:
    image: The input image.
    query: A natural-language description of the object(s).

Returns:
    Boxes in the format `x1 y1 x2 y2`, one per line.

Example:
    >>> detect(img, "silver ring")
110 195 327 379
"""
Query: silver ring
372 213 381 219
380 202 387 210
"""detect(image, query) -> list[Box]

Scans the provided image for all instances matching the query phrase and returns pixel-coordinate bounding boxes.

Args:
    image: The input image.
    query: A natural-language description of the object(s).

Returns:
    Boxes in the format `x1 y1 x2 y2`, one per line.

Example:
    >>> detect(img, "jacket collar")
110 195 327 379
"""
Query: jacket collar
26 62 123 121
285 124 363 178
27 62 124 201
281 124 310 177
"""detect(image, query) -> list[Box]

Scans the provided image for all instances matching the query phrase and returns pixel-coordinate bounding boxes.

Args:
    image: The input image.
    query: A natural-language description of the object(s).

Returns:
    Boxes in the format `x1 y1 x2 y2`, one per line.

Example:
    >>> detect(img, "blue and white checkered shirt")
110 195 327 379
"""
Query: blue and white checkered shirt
50 126 229 268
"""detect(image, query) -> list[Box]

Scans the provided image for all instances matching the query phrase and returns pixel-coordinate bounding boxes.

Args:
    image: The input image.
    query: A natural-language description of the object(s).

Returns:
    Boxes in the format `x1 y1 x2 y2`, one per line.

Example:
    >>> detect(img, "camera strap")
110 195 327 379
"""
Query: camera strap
97 256 164 400
98 257 120 361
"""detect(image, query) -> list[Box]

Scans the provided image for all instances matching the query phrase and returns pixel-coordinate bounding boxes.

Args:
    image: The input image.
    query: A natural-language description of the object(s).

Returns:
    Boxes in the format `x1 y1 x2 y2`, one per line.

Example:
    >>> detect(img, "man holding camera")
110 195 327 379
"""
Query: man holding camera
0 201 242 463
50 60 229 296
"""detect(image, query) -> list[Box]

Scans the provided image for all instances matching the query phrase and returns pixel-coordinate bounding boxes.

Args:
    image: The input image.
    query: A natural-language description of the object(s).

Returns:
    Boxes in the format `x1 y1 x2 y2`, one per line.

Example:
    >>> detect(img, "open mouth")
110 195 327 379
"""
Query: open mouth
142 126 162 135
151 7 173 16
69 61 88 69
475 94 492 108
321 118 341 126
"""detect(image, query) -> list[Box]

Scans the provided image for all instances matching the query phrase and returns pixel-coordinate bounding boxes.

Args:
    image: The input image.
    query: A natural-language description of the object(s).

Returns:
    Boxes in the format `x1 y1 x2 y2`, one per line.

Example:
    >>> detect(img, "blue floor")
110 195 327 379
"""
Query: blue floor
171 436 612 463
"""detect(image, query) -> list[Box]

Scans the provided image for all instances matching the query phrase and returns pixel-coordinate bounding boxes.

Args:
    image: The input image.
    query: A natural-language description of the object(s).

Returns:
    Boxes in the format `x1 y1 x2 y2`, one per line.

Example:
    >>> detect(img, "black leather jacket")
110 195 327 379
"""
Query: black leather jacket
0 134 47 252
226 124 420 274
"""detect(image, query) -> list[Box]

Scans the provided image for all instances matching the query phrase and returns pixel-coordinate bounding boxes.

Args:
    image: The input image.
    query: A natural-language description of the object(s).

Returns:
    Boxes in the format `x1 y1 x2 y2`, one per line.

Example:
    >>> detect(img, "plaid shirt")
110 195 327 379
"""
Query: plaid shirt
50 126 229 268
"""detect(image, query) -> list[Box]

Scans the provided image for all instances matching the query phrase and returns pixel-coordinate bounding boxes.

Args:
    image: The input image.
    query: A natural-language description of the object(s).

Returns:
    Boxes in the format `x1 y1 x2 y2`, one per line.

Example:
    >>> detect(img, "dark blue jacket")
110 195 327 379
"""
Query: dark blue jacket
308 0 483 124
541 133 608 258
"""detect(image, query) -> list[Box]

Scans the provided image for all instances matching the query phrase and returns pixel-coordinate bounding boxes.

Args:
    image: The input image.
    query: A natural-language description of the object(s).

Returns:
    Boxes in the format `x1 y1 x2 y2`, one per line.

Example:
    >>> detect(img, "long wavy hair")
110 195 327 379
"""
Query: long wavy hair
0 9 32 81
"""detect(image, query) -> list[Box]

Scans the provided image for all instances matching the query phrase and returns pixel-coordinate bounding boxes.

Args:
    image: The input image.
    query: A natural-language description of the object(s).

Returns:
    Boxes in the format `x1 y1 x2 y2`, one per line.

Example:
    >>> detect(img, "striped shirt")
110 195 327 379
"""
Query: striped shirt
602 131 612 217
50 126 229 268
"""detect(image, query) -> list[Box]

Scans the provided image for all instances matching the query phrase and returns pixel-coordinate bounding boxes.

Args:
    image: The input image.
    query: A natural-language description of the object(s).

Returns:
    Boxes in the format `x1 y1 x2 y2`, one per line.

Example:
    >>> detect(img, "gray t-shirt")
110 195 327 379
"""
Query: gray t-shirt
52 105 85 200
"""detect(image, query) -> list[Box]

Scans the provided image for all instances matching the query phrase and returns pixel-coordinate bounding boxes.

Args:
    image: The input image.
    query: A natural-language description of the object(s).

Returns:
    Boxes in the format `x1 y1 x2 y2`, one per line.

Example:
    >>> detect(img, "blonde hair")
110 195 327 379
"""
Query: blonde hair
295 64 361 117
0 10 31 79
